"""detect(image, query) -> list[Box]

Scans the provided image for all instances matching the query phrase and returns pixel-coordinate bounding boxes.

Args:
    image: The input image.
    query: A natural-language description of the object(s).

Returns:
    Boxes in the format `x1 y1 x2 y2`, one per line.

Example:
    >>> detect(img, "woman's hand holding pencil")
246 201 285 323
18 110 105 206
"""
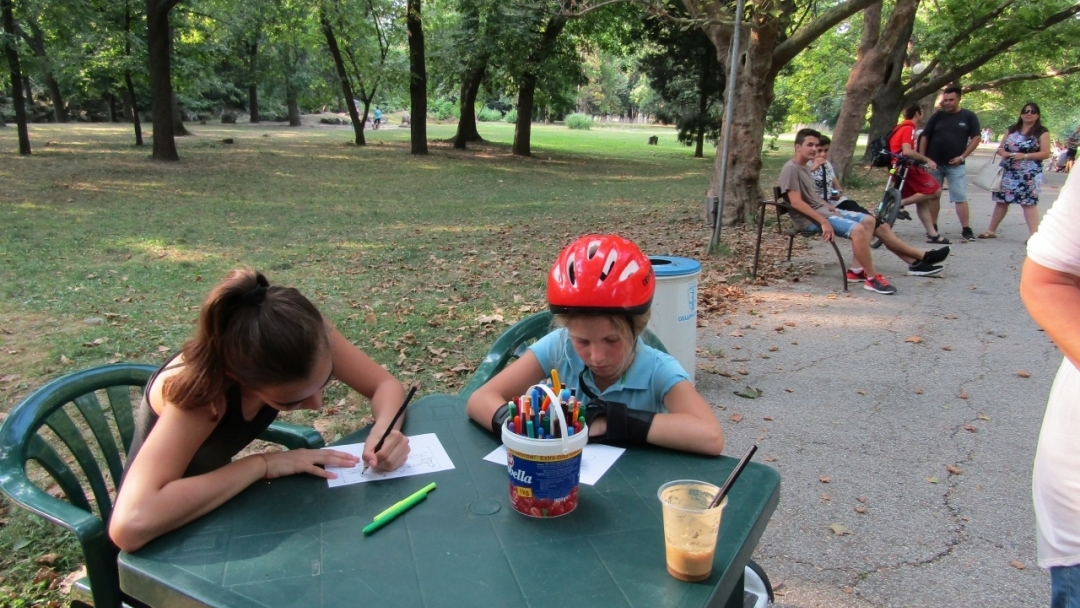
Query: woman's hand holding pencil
361 385 417 473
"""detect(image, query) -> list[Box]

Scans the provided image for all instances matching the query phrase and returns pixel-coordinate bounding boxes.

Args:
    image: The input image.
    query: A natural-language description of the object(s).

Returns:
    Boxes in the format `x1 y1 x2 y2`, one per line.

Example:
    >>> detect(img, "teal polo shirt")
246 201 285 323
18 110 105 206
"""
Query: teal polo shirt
528 328 688 413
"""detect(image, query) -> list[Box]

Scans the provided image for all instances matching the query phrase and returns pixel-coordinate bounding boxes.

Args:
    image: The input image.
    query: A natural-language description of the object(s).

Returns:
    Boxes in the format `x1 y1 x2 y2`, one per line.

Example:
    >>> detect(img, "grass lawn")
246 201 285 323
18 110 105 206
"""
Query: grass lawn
0 118 882 602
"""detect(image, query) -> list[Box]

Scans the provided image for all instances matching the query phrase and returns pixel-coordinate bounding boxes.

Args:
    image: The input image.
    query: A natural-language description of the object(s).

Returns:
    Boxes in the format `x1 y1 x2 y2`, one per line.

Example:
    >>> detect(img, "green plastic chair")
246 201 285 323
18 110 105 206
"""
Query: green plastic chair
0 364 325 608
458 311 668 399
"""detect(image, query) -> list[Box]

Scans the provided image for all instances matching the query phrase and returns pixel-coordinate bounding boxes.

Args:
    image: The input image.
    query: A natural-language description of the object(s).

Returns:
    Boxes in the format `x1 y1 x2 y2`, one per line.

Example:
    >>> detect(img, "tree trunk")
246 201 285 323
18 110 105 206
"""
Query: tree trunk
513 73 538 157
171 91 190 136
247 41 259 123
249 83 259 123
863 30 911 163
21 22 66 122
512 13 568 157
407 0 427 155
286 94 301 127
453 65 484 149
321 17 364 144
124 72 143 146
831 0 919 181
2 0 30 154
147 0 180 161
694 48 709 159
107 93 117 122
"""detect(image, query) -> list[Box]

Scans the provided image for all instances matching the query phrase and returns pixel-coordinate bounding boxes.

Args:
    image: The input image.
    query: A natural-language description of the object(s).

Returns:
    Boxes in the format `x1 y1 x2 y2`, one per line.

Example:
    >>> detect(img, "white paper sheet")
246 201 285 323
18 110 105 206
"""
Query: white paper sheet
324 433 455 487
483 444 625 486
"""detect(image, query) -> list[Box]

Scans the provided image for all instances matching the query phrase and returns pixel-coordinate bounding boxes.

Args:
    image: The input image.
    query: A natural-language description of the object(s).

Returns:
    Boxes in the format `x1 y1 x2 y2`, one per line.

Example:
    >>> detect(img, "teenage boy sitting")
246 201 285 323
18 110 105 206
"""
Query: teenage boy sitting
889 103 948 244
780 129 950 294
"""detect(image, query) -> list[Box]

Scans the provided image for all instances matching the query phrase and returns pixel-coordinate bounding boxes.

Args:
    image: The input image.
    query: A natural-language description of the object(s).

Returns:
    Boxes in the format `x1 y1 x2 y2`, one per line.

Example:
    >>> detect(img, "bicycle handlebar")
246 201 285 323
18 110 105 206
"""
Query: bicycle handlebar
878 150 931 170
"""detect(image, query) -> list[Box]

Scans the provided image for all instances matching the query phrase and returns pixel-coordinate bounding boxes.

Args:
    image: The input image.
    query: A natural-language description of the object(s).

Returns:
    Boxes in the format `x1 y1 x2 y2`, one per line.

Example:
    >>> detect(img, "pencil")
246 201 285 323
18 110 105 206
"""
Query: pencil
361 385 417 475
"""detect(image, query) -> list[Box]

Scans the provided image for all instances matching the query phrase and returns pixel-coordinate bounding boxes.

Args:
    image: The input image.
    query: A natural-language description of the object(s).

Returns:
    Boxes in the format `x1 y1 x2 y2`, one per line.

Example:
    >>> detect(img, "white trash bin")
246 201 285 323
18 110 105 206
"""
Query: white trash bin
646 256 701 384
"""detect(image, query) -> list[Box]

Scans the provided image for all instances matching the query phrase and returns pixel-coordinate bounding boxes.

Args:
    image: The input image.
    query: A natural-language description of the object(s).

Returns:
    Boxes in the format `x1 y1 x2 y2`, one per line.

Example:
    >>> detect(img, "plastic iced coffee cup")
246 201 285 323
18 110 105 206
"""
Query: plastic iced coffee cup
658 480 726 582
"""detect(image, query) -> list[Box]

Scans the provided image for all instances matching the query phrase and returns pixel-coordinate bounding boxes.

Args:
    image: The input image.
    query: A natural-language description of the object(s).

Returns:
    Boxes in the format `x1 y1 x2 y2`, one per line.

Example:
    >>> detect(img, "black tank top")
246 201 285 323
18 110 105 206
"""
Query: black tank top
123 354 279 479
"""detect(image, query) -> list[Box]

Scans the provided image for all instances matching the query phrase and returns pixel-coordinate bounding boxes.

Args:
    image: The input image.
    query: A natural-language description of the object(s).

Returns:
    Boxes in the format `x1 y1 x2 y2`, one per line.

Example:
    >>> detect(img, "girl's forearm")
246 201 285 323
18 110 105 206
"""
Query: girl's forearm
647 412 724 456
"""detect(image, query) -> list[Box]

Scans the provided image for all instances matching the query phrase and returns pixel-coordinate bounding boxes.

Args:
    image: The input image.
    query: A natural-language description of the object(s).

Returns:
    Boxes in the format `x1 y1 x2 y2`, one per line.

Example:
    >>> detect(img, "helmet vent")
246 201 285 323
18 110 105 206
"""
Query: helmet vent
587 241 600 259
619 260 639 282
567 254 577 285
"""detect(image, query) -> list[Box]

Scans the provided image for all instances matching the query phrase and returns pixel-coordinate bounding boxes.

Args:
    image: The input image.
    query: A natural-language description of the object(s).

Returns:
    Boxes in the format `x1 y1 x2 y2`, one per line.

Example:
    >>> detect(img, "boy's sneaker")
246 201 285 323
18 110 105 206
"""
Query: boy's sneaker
846 269 868 282
864 274 898 294
962 227 976 241
896 209 912 220
923 246 950 265
908 260 944 276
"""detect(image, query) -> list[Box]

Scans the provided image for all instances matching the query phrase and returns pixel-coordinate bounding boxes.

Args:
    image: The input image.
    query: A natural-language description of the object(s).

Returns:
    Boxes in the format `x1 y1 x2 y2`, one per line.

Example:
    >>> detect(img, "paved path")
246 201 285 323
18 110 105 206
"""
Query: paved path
694 147 1068 607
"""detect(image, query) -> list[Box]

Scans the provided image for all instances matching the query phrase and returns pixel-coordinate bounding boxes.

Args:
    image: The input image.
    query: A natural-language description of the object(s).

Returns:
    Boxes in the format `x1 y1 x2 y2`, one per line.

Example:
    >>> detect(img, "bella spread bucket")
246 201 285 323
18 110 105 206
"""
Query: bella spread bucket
502 384 588 518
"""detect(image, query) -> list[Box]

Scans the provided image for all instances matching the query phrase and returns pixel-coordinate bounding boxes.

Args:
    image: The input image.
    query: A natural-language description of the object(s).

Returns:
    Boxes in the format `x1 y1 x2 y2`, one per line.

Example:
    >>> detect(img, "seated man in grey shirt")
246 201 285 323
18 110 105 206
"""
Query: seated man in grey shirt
779 128 951 295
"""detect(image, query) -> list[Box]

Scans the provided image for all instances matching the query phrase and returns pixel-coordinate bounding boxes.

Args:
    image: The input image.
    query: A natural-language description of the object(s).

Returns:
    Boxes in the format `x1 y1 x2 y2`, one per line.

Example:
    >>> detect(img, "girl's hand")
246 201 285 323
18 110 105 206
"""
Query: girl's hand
263 448 360 480
362 429 410 472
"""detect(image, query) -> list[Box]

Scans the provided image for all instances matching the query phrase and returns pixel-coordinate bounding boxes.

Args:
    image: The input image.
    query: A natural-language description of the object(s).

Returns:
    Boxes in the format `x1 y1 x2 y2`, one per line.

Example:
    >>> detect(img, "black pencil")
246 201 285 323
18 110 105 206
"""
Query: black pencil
362 385 417 474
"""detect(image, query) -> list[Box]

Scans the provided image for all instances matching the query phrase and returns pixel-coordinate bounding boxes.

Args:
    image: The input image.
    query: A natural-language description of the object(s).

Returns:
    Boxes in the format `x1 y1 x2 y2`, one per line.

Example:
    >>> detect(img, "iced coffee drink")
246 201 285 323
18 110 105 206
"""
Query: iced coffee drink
658 480 726 582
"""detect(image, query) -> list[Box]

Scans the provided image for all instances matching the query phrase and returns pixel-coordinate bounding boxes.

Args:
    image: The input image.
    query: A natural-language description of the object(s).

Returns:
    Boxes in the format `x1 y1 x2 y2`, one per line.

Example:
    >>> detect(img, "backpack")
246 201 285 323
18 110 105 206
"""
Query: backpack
869 125 901 167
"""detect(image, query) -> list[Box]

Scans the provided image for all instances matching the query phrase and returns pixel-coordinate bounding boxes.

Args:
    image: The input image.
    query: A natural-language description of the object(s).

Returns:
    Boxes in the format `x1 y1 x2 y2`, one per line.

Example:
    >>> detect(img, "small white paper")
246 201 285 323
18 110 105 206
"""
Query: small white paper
483 444 625 486
324 433 455 487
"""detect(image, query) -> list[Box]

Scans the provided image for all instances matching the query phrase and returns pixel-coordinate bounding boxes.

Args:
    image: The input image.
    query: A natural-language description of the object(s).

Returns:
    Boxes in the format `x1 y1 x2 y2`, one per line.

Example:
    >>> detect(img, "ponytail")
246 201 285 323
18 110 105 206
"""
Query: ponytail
163 269 329 416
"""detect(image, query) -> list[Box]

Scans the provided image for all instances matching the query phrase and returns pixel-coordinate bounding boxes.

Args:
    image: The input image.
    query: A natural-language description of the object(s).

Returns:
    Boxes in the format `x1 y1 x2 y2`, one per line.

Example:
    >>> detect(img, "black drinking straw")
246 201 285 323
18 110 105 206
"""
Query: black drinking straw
708 445 758 509
361 385 417 474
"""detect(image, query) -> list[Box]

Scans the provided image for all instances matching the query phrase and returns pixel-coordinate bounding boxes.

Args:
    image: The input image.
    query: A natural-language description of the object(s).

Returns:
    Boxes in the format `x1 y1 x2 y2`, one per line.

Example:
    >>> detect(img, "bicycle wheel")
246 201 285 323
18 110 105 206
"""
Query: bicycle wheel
870 188 902 249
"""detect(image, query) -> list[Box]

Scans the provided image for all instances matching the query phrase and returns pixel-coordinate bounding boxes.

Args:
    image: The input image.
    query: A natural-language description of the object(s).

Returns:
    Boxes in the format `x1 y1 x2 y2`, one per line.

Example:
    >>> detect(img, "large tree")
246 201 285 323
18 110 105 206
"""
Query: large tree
2 0 30 154
147 0 183 161
683 0 879 225
407 0 427 154
861 0 1080 164
828 0 919 181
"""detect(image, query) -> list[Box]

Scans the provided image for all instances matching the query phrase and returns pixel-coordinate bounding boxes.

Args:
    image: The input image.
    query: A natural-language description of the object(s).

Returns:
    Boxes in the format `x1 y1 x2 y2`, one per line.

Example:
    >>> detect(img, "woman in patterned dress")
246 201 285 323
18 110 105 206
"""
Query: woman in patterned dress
981 103 1051 239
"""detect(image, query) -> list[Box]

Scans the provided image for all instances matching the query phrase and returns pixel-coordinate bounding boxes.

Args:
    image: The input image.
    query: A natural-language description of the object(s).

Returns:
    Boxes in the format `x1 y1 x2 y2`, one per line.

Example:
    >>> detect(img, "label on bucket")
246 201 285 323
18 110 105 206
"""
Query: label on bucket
507 447 582 517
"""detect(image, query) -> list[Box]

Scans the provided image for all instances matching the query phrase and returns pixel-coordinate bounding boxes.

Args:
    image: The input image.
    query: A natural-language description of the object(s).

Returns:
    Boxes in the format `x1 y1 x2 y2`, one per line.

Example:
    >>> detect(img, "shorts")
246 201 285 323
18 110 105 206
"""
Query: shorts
804 210 869 239
901 166 940 198
929 164 968 204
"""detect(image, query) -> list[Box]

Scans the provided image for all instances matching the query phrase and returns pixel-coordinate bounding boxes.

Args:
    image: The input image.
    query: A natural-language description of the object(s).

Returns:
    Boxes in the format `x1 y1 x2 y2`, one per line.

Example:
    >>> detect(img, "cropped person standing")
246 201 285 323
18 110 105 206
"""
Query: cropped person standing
1020 168 1080 608
981 103 1050 239
918 86 982 241
889 103 947 244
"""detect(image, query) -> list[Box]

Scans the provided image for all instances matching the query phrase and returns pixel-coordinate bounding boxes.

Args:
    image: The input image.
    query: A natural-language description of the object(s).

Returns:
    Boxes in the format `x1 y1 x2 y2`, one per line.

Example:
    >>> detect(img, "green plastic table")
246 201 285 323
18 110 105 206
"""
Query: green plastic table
118 394 780 608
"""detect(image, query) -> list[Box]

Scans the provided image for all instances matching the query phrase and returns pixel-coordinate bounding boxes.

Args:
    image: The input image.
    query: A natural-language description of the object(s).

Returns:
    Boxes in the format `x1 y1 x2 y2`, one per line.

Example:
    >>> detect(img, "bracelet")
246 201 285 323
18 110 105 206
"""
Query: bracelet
259 453 269 480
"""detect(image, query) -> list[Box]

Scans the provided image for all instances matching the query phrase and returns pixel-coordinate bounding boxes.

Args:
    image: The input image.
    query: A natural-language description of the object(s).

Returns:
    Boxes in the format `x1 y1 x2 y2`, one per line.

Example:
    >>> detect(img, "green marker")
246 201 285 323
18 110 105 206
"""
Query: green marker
363 483 437 535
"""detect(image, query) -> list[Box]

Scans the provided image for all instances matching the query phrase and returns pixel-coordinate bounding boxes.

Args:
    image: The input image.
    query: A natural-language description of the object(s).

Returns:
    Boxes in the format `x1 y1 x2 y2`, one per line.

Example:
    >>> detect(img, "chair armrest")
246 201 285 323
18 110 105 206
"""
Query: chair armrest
258 421 325 449
0 474 105 541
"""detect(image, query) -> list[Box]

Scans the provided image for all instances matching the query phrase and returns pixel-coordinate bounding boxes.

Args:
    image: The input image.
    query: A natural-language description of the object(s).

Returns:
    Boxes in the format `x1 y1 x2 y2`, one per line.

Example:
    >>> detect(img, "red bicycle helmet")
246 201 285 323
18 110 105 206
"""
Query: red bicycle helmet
547 235 654 315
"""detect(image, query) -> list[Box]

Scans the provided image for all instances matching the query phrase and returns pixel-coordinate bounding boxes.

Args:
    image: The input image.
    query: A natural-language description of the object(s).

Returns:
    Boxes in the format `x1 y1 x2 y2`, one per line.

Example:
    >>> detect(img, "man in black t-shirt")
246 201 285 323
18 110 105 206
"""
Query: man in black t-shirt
918 86 982 241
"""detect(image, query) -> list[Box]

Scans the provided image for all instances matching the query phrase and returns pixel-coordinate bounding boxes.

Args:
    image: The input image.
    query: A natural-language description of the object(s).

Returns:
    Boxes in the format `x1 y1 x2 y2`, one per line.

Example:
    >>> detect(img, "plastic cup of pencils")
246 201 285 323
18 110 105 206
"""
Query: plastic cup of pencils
657 480 726 582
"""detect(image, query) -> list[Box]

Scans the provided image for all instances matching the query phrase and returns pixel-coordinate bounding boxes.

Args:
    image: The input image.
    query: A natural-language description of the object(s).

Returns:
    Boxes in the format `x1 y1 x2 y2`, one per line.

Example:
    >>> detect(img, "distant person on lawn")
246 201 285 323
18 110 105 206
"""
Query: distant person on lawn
780 129 950 295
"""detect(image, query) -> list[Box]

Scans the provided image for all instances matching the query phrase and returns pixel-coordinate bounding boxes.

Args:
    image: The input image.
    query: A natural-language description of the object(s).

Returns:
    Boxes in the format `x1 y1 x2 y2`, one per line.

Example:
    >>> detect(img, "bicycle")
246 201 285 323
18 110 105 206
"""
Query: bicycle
870 150 927 249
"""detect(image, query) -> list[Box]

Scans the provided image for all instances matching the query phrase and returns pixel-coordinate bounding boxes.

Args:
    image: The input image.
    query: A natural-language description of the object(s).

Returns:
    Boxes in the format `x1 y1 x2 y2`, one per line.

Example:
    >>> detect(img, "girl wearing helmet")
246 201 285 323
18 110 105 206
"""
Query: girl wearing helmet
466 235 725 455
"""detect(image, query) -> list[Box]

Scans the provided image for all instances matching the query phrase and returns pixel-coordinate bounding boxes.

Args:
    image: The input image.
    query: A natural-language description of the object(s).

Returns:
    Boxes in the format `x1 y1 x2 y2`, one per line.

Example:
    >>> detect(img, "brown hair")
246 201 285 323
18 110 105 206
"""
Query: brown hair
163 269 329 415
795 128 821 145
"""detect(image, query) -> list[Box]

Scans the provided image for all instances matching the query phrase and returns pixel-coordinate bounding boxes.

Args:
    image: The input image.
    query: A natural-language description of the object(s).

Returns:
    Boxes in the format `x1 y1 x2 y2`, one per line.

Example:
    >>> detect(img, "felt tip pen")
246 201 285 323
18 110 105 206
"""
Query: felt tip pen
526 420 535 439
551 369 562 394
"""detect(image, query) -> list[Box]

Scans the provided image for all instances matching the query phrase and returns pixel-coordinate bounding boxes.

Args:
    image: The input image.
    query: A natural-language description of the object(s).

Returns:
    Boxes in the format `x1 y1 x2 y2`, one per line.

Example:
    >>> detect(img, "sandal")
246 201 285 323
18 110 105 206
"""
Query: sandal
926 234 951 244
978 231 997 239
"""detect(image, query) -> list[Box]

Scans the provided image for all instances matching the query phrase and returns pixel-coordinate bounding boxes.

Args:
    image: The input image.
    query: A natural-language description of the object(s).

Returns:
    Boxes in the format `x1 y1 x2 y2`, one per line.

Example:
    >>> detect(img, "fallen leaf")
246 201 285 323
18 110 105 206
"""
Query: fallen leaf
773 325 784 333
60 355 73 365
785 321 796 327
963 424 976 433
915 387 924 395
843 586 854 594
854 506 867 514
960 390 970 400
820 475 831 483
905 336 923 344
736 368 748 375
1017 370 1030 378
729 330 744 337
59 566 87 595
784 388 794 393
83 337 108 347
946 465 963 475
35 553 60 566
764 456 777 462
364 312 377 324
977 412 991 421
157 345 169 352
0 374 18 383
857 389 868 396
476 314 504 324
829 523 851 536
763 416 773 421
942 345 953 351
1011 559 1026 570
733 387 762 399
821 493 831 501
926 476 939 484
944 314 958 320
856 496 867 503
728 413 743 423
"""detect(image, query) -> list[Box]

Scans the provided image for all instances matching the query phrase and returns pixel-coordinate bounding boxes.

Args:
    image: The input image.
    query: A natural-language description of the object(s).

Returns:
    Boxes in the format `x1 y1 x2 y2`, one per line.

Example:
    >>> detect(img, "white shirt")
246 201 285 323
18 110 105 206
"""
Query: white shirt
1027 168 1080 568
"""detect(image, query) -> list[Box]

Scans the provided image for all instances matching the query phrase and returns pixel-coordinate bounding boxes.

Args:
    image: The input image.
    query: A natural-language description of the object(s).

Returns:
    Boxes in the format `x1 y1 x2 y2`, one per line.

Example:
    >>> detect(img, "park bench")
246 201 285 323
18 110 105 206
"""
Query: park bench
0 363 325 608
751 186 849 293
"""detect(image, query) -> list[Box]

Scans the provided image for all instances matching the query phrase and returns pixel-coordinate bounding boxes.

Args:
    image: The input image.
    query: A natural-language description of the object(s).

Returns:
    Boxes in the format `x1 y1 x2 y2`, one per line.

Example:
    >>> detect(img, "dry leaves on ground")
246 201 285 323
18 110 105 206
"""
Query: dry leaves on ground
905 336 923 344
829 523 852 536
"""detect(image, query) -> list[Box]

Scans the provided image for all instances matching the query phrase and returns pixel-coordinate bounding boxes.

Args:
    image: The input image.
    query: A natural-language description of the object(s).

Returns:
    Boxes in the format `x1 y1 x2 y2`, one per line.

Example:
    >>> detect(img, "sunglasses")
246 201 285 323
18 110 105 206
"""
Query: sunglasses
1022 109 1039 115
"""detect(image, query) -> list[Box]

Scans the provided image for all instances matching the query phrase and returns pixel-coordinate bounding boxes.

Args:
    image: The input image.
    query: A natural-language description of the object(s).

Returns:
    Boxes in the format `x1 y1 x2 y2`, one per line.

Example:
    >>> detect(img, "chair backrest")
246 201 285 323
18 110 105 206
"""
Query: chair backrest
773 186 791 212
0 363 156 608
459 311 668 398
